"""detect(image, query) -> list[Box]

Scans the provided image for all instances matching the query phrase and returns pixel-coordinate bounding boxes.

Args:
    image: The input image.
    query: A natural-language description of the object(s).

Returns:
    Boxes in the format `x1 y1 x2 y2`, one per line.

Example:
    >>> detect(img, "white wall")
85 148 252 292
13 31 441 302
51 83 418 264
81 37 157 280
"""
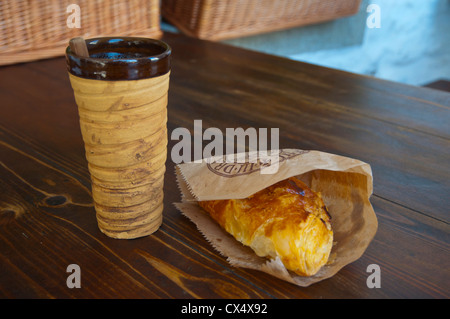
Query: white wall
225 0 450 86
289 0 450 85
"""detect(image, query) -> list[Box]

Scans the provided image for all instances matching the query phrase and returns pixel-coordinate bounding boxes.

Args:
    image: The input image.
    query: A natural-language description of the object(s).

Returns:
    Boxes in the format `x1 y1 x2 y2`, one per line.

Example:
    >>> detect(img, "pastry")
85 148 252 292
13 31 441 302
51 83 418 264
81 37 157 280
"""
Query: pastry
198 177 333 276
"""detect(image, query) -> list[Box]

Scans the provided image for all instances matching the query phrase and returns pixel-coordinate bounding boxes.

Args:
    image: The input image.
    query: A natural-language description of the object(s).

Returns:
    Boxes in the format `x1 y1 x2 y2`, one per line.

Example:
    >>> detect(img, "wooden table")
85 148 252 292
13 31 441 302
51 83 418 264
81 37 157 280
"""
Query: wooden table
0 32 449 300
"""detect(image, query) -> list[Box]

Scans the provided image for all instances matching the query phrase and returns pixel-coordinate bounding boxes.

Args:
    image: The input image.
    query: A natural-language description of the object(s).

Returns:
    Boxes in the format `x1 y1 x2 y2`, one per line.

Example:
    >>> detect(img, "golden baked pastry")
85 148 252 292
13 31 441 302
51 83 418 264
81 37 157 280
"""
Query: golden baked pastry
198 177 333 276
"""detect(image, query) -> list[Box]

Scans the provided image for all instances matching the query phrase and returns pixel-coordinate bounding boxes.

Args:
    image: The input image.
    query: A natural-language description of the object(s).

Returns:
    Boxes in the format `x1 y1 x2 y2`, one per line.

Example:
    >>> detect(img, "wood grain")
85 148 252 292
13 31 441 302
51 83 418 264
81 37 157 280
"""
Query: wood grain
0 32 448 299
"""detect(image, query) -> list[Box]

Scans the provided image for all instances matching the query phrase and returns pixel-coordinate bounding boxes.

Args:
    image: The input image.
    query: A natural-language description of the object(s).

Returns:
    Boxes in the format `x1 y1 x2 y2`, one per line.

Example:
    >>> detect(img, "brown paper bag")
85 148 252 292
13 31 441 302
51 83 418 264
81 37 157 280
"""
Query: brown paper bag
174 149 377 287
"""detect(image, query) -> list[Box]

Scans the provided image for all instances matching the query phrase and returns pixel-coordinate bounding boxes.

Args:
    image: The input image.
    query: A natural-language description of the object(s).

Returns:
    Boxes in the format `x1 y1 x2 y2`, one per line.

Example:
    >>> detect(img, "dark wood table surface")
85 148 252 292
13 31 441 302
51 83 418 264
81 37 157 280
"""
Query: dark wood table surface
0 32 449 300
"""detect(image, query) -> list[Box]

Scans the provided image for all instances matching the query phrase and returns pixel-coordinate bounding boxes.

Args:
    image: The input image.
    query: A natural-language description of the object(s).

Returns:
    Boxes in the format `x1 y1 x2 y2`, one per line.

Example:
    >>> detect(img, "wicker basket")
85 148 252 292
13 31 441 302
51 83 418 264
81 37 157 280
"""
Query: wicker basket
162 0 361 40
0 0 162 66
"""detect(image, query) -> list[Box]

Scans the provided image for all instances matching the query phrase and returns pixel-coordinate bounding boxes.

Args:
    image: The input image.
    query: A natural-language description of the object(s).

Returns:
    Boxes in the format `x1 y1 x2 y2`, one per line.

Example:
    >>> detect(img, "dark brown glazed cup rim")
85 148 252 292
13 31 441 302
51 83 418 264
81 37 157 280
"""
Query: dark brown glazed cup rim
66 37 171 81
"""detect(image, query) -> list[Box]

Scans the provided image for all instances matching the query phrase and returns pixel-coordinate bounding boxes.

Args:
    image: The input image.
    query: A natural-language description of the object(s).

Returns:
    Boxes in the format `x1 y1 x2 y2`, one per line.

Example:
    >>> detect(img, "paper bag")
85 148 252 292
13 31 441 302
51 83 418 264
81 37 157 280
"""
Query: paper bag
174 149 377 287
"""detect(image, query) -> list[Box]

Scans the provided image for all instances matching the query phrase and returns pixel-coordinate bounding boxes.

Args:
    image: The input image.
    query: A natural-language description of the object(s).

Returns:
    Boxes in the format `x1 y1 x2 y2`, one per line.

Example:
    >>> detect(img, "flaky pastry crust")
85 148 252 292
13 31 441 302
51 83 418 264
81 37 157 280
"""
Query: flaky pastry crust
198 177 333 276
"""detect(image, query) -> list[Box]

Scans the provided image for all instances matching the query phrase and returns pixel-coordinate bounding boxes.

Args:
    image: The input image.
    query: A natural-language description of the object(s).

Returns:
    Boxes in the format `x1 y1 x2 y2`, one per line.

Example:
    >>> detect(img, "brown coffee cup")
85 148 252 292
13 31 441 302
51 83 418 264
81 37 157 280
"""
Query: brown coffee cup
66 37 171 239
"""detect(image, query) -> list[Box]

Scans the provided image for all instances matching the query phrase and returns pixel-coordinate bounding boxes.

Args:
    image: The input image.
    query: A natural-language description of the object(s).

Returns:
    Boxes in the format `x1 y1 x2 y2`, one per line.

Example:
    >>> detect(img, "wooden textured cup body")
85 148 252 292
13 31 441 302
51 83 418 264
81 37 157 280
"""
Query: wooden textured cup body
69 72 170 239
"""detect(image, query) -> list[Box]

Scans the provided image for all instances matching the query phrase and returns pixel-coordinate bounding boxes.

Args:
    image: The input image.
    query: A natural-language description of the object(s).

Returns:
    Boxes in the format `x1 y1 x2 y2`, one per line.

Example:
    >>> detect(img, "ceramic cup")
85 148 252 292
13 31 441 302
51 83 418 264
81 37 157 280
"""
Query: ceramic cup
66 37 171 239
